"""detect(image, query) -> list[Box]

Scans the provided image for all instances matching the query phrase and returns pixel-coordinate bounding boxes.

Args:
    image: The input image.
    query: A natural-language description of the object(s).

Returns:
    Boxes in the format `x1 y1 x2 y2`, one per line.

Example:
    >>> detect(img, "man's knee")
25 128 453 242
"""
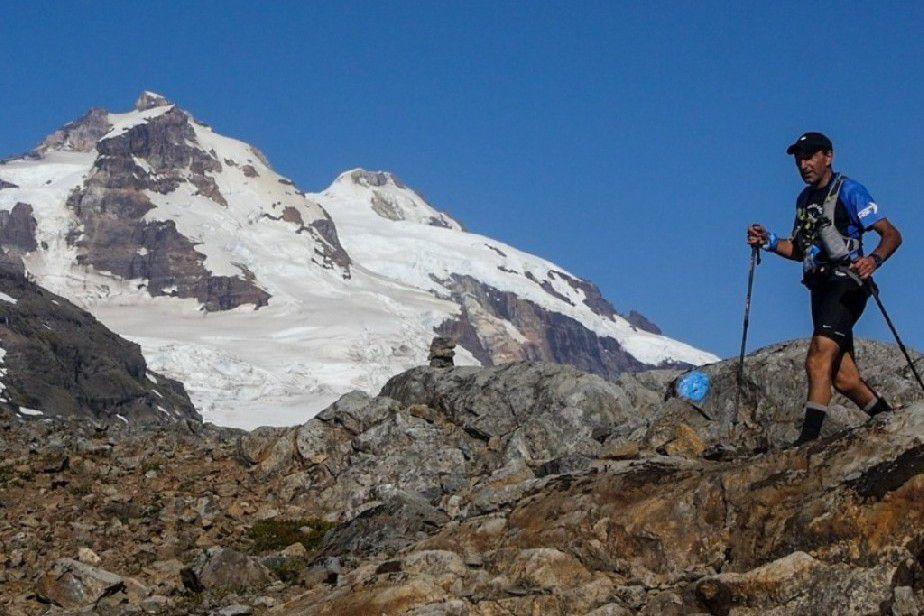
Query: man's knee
805 337 839 377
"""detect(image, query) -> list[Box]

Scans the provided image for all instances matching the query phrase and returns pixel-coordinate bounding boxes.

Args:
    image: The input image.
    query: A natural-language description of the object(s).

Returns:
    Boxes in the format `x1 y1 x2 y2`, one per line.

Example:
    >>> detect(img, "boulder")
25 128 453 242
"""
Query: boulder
320 490 449 559
37 558 124 608
190 547 272 593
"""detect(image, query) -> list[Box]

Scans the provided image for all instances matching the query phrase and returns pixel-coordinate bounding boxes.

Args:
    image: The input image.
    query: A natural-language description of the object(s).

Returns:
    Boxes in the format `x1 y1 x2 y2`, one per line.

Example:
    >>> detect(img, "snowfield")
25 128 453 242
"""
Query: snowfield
319 170 715 367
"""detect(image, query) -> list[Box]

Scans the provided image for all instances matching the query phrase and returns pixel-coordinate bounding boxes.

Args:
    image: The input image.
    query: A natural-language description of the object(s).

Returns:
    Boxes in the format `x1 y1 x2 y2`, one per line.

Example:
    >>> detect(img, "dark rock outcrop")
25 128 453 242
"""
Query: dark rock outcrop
528 269 664 336
0 257 198 423
65 106 271 311
550 269 620 319
350 169 406 189
309 213 352 273
627 309 662 334
436 274 665 378
134 91 172 111
348 169 461 229
260 206 351 274
34 107 112 156
427 335 455 368
0 202 38 254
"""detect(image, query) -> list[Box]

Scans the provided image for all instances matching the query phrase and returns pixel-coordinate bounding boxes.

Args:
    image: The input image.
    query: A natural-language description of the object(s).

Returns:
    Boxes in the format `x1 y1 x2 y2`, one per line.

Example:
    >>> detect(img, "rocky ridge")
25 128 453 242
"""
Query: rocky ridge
1 339 922 614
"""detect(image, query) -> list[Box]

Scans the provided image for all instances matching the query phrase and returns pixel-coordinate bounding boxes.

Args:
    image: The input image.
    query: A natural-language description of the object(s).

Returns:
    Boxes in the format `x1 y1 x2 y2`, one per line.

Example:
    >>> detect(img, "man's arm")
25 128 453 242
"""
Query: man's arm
767 238 801 261
747 224 802 261
850 218 902 279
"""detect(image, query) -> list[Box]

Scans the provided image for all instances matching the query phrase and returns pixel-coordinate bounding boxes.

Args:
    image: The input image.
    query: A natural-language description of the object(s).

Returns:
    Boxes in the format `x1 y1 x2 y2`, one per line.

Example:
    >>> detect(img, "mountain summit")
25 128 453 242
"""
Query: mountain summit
134 90 172 111
0 93 717 427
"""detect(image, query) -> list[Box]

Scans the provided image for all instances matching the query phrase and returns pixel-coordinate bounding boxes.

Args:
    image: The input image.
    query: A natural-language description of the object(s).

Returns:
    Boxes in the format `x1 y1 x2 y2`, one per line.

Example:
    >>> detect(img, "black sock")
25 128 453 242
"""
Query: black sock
794 403 827 445
864 396 891 417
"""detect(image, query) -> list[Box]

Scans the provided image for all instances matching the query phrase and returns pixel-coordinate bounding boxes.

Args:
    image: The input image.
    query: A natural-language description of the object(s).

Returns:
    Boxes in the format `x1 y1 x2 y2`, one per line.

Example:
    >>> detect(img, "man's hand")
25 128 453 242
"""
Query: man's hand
747 224 769 247
850 256 878 280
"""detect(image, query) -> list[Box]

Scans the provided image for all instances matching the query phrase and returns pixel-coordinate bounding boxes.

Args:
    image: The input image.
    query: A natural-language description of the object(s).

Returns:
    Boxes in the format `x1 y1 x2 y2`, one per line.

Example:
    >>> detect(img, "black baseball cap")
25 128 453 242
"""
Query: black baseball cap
786 132 833 155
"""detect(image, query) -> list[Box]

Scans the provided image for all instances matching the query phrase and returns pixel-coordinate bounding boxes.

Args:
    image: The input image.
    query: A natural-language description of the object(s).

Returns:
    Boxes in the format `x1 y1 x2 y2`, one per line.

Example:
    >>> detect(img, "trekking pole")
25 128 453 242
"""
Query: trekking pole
865 278 924 395
734 244 761 424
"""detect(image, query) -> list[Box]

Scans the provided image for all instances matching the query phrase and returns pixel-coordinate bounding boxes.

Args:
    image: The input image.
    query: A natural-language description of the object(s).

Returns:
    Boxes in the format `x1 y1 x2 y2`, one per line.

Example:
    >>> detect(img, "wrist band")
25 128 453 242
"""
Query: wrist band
762 232 779 253
869 253 884 268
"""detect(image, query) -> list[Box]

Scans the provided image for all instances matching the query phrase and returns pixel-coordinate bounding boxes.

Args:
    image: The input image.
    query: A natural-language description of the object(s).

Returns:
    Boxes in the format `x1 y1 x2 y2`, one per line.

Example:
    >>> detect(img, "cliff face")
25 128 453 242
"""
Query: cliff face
2 340 921 614
0 256 197 424
436 274 658 376
65 105 274 311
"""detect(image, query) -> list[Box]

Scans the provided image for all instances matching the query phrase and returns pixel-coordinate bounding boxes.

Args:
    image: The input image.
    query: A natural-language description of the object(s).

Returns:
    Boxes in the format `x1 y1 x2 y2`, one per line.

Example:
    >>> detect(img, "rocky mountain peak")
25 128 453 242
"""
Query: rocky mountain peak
327 168 464 231
346 169 406 189
134 90 172 111
34 107 112 156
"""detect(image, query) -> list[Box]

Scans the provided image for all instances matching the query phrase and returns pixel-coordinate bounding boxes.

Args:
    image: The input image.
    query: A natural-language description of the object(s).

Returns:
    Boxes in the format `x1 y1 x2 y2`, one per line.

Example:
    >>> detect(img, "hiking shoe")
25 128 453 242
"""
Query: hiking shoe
791 405 826 447
865 397 892 418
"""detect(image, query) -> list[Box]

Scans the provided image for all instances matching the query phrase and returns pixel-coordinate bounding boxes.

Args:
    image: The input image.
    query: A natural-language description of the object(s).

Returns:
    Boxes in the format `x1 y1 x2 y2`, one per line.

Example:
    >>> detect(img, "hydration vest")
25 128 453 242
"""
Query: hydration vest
794 173 862 276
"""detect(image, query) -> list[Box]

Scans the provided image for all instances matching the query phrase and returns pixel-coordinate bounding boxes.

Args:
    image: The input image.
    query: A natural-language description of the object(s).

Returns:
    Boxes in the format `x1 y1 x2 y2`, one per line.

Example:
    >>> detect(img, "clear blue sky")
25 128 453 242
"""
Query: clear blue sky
2 2 922 359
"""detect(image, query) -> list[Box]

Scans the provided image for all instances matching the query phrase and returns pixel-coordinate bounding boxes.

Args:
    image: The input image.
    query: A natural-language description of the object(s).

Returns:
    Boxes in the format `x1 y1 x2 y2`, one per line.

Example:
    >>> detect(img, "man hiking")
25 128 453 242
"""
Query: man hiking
747 132 903 445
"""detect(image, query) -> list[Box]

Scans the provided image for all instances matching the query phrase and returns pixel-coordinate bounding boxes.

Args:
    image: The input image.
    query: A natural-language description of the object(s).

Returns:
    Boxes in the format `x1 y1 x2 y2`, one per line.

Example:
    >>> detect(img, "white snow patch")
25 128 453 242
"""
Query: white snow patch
116 414 129 424
0 291 17 304
102 106 174 140
19 408 44 416
0 150 98 297
0 346 7 397
330 169 463 230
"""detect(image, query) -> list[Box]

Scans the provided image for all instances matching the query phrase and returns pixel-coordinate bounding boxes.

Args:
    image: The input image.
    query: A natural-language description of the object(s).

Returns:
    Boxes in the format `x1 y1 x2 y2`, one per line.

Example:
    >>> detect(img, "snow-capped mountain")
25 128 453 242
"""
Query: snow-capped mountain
0 92 718 428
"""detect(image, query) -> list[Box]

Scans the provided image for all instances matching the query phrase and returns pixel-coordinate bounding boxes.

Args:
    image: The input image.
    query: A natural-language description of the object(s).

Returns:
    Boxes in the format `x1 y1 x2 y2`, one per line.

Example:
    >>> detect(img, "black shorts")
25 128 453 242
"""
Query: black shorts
809 270 870 352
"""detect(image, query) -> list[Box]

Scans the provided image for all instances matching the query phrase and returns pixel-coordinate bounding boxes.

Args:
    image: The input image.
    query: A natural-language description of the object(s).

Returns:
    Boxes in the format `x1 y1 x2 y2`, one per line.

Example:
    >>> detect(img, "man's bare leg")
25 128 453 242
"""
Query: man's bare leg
832 350 876 408
794 336 842 445
833 350 892 416
805 336 842 405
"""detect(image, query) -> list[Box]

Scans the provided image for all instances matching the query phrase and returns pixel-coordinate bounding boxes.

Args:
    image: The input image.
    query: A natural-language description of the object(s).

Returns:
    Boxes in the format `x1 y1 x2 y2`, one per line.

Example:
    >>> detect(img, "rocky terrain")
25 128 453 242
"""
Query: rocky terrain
1 339 922 614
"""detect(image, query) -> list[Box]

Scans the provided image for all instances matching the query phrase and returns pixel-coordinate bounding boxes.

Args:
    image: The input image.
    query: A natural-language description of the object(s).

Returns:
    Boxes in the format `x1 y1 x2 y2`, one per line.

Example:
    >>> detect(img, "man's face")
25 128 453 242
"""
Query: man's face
794 149 833 185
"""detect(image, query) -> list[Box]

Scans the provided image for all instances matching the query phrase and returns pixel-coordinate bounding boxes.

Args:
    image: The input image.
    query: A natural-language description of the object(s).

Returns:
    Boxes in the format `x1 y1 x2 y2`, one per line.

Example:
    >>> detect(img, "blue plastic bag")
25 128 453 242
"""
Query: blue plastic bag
676 371 710 403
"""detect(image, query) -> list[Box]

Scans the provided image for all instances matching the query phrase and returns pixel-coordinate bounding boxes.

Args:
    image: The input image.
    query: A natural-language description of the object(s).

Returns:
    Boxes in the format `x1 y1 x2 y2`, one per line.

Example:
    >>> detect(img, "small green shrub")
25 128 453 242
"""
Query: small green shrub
248 518 334 553
70 481 92 496
267 557 307 584
141 460 162 474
